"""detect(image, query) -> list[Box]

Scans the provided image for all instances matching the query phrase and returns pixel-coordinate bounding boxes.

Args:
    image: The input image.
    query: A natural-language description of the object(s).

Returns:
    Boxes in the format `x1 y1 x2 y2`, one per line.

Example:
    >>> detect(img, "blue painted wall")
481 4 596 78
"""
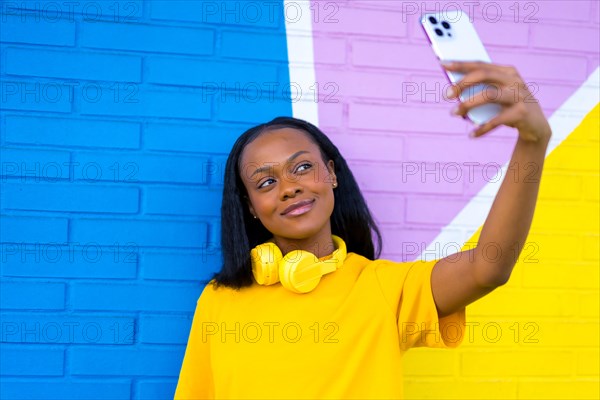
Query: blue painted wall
0 1 293 398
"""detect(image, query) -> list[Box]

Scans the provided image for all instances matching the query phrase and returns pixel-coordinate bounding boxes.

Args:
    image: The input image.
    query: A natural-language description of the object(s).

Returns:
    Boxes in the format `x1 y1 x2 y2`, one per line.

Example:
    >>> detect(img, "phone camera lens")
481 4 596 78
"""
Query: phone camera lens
441 21 450 29
429 16 438 24
435 28 443 37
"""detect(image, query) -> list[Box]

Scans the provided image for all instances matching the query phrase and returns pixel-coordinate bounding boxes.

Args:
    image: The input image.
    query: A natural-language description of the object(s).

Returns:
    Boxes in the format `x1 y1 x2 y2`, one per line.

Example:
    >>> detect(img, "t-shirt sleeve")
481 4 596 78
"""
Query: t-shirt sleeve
174 282 216 400
373 258 466 352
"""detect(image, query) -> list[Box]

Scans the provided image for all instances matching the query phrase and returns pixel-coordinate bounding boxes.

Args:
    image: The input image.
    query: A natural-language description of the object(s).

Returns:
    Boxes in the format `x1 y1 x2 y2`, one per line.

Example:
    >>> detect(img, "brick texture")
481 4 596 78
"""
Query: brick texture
1 1 598 399
311 2 599 399
0 1 292 399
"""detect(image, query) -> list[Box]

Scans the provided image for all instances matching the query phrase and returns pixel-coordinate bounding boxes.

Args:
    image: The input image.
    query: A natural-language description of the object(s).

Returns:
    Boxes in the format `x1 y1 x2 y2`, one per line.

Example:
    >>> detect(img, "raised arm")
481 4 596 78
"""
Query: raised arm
429 62 552 318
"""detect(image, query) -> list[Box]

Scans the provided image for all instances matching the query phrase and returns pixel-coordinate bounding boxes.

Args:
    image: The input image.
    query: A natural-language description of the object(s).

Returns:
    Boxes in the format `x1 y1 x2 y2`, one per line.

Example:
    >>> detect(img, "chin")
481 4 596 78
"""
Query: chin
274 221 331 241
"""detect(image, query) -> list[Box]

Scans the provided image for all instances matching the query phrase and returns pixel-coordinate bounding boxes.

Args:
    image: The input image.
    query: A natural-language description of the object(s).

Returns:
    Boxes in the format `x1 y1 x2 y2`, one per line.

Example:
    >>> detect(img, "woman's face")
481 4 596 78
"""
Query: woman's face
239 128 337 244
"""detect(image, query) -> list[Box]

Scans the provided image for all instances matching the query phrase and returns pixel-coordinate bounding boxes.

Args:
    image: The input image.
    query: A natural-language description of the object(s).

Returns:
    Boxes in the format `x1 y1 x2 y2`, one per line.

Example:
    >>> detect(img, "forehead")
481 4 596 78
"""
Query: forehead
239 127 321 166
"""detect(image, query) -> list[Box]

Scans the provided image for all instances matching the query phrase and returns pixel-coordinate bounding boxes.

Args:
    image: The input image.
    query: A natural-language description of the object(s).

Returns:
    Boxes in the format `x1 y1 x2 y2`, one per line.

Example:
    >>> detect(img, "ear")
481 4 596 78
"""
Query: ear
326 160 337 185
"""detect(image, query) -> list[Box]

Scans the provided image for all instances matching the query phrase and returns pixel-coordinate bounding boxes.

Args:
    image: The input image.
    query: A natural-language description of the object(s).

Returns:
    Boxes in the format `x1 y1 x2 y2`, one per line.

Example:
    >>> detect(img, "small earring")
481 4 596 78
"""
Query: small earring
332 182 337 188
253 215 258 219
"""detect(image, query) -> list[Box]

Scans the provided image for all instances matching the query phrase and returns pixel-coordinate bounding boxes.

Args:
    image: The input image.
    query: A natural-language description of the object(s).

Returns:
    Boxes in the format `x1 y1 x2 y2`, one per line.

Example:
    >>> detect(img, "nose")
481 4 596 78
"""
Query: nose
279 180 302 200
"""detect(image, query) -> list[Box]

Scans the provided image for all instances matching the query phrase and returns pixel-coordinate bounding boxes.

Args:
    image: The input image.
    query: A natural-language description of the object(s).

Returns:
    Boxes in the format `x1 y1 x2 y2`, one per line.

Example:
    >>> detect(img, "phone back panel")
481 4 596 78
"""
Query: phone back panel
421 10 491 64
420 10 501 125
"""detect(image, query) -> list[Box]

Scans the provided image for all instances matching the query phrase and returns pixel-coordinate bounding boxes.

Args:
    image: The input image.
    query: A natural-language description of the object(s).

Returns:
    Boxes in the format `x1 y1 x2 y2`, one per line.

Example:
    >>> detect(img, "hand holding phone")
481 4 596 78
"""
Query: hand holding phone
420 10 502 126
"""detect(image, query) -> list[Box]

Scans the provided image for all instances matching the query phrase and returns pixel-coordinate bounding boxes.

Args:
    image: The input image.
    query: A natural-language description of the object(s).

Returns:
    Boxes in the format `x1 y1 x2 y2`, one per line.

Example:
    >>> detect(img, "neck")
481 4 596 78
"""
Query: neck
272 230 335 258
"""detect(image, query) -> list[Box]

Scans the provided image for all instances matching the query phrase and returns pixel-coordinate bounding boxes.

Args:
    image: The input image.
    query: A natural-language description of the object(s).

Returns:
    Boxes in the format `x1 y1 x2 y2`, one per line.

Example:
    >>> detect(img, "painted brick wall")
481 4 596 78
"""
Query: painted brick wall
310 0 599 261
306 0 599 398
1 0 598 399
0 1 292 399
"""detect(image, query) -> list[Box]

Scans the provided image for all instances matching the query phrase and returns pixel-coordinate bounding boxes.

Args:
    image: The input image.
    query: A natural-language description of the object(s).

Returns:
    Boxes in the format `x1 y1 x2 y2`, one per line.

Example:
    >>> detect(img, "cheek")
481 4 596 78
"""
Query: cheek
318 166 335 188
312 172 335 206
248 192 276 215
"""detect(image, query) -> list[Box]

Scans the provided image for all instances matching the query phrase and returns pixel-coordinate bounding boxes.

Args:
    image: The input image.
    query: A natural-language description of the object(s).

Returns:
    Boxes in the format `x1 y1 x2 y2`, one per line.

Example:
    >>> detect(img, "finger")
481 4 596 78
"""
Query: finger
442 61 515 74
448 70 520 100
452 86 521 117
470 107 522 137
470 116 505 138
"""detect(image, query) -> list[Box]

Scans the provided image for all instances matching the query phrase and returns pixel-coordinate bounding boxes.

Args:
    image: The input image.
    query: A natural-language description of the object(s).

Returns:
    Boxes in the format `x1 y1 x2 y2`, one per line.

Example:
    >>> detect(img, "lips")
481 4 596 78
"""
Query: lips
281 199 315 216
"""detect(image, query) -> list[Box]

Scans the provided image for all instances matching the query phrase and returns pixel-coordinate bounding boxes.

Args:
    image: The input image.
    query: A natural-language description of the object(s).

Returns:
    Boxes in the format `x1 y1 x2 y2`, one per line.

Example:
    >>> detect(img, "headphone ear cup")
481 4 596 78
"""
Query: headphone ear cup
279 250 322 294
251 242 283 285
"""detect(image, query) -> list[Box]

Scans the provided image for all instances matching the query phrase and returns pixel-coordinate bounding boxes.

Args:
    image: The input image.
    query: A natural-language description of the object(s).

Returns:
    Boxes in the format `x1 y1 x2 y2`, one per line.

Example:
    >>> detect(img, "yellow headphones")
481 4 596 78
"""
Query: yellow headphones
250 235 347 294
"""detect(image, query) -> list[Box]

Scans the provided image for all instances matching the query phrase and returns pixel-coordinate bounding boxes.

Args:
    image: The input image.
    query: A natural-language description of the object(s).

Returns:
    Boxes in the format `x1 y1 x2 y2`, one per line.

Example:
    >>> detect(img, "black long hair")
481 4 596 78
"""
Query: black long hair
211 116 382 289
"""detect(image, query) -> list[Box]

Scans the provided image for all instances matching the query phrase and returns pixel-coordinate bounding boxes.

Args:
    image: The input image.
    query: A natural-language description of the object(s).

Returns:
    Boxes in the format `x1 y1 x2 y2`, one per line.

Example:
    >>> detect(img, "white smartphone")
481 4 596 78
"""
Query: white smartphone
420 10 502 125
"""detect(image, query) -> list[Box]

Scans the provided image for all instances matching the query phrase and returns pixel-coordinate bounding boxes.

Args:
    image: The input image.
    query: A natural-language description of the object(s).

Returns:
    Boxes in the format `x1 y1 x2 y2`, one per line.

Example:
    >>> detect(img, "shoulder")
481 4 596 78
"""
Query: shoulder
202 279 242 297
343 252 373 267
344 252 427 280
342 252 395 275
195 279 241 305
362 255 440 282
346 252 425 266
191 279 246 318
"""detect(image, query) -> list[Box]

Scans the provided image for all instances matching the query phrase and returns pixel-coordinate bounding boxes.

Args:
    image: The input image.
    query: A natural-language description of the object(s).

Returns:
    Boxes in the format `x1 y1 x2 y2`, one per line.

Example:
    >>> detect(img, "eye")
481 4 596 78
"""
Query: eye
258 178 275 189
295 162 312 172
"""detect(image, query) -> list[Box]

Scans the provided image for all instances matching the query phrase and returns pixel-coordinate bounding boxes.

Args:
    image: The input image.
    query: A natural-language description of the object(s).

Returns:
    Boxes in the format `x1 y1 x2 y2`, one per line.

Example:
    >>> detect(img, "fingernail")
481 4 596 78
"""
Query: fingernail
441 61 454 67
451 106 460 115
445 86 455 99
469 126 481 137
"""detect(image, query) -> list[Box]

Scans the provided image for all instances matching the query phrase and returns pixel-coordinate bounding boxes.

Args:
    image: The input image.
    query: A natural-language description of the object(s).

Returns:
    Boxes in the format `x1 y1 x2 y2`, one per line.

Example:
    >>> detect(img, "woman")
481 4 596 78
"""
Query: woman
174 62 552 399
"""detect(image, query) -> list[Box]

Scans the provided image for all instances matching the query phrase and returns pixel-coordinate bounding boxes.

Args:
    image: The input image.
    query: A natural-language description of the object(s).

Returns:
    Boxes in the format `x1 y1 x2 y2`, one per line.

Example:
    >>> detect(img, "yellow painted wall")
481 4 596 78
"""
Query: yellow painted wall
403 105 600 399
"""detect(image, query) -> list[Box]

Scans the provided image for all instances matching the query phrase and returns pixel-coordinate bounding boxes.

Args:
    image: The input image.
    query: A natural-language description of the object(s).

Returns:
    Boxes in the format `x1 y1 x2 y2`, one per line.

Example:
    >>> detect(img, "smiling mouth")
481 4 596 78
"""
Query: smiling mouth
281 199 315 217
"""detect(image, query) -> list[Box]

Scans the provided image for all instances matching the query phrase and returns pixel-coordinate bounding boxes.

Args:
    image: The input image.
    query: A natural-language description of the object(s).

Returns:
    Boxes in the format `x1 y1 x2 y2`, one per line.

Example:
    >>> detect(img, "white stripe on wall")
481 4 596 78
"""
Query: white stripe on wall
284 0 319 125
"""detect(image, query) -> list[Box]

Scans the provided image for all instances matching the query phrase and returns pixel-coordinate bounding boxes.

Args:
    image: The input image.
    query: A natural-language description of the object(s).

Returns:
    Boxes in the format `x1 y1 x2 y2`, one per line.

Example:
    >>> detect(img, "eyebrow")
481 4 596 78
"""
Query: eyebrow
250 150 311 178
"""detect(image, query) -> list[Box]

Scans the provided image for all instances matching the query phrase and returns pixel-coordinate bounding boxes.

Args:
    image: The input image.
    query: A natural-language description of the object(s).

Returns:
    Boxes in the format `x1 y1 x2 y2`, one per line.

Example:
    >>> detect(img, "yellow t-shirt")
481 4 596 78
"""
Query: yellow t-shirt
174 252 466 399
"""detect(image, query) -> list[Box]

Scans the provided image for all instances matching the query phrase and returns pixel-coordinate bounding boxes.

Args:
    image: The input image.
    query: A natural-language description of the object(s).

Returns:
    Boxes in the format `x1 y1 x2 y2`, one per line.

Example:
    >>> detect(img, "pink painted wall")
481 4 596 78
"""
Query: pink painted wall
310 0 599 260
